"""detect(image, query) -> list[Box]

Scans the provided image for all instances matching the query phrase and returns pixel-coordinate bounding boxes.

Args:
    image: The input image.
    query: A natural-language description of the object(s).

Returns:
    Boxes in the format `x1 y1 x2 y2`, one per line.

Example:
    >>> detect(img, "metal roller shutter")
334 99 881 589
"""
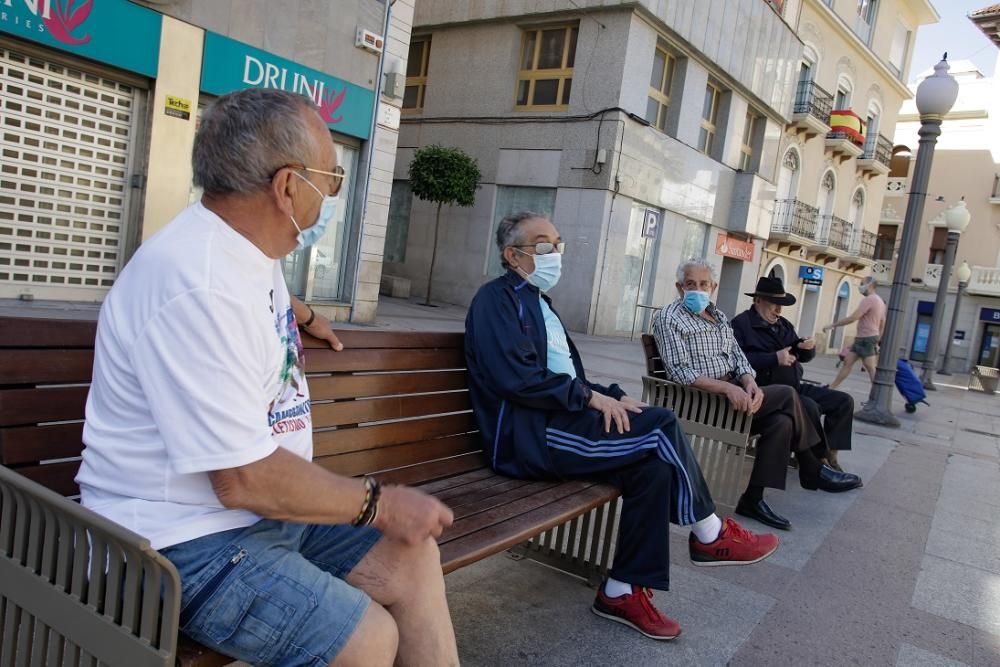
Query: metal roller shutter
0 45 139 300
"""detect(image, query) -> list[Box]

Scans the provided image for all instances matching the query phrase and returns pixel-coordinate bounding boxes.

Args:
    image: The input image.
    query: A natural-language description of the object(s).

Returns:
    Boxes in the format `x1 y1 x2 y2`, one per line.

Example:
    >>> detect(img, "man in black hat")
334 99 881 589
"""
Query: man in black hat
732 276 861 477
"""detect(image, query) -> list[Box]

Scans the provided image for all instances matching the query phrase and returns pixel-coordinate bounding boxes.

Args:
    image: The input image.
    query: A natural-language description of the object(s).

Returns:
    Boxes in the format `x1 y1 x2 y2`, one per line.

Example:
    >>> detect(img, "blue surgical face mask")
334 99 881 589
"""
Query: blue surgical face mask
517 250 562 292
683 290 711 314
290 172 338 250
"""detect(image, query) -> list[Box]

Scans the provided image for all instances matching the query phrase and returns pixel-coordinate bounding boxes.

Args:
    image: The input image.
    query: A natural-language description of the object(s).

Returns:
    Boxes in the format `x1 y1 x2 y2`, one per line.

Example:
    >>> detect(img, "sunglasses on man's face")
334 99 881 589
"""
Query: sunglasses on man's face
514 242 565 255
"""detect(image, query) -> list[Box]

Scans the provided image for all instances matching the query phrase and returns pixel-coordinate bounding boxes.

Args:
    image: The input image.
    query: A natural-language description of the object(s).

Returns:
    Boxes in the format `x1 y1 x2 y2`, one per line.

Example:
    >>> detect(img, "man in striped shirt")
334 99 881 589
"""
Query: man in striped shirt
652 259 860 532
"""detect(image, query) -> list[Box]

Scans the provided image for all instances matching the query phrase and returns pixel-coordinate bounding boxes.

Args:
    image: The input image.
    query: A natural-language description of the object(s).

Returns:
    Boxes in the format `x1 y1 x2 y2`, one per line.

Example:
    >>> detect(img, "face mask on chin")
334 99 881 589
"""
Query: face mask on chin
516 250 562 292
290 172 338 250
682 290 711 314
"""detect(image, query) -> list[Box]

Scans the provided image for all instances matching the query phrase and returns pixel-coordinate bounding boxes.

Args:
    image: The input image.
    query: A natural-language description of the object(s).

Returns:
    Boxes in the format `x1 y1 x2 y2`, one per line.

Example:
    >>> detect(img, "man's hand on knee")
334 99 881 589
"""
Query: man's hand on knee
589 392 642 434
375 486 454 546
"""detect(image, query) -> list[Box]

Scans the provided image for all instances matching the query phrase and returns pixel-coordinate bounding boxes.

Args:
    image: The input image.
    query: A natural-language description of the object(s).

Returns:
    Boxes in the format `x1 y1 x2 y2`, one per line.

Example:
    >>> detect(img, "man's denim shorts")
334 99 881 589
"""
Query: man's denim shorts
161 519 381 666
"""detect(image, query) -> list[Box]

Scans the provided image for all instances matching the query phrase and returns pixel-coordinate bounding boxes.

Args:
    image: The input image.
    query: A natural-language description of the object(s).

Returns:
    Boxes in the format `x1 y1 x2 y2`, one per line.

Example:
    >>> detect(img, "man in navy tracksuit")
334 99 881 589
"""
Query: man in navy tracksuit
465 212 778 641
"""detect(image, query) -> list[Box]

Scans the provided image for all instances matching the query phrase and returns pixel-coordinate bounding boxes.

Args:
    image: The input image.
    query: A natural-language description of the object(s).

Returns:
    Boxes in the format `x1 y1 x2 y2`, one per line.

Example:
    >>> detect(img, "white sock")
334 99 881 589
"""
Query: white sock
603 577 633 598
691 514 723 544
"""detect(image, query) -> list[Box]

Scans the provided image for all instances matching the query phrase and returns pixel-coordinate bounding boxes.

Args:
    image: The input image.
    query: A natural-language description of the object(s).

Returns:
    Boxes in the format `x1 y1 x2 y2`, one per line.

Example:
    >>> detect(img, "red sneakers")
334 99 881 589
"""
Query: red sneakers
689 517 779 567
592 585 681 640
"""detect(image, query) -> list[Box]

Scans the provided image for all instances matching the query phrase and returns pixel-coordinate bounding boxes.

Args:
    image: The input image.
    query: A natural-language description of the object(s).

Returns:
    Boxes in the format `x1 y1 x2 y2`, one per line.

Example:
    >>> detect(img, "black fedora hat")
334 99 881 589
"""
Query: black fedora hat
745 276 796 306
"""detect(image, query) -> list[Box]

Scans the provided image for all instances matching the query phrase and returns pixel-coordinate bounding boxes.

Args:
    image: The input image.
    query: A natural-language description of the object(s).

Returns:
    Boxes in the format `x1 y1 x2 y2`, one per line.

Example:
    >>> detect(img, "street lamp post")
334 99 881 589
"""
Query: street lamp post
856 56 959 427
938 260 972 376
920 201 971 389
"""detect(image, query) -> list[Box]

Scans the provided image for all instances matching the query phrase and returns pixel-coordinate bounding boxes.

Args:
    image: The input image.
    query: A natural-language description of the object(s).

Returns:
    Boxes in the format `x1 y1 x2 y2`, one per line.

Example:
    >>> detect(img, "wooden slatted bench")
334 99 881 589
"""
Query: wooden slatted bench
639 334 755 507
0 316 622 667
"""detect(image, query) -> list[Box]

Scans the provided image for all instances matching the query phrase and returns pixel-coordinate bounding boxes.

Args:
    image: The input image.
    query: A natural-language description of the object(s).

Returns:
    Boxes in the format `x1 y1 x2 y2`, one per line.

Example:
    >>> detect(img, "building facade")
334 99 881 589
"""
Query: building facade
880 56 1000 374
387 0 805 336
760 0 937 355
0 0 413 323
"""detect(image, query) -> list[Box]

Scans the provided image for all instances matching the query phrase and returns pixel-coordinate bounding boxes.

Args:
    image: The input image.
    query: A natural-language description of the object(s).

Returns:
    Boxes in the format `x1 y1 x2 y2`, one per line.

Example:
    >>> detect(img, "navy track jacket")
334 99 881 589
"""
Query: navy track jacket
465 271 626 479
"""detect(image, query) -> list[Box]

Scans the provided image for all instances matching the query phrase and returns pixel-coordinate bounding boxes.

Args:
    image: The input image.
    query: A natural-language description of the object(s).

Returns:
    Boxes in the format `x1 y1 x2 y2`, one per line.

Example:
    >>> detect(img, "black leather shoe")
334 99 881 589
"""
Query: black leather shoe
801 464 863 492
735 497 791 531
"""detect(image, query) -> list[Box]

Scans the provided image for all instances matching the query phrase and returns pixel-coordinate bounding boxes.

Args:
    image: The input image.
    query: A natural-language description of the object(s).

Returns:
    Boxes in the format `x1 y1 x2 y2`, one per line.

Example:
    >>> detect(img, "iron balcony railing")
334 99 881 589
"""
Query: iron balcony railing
817 214 851 252
771 199 818 239
793 80 832 125
862 133 893 167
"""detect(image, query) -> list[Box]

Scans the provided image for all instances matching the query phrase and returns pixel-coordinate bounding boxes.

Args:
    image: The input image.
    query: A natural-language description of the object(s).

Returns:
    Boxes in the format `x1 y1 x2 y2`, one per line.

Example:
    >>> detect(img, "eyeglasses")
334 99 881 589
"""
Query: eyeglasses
273 163 345 195
514 242 565 255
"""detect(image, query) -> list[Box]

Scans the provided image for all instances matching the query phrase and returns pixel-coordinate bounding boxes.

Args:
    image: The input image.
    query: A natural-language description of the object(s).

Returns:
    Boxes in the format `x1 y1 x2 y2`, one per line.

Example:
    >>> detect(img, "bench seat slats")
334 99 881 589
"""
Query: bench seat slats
308 371 468 400
311 392 470 428
0 387 89 427
1 423 84 465
312 413 478 456
373 456 491 488
0 318 98 348
439 483 619 574
16 460 80 498
314 434 481 478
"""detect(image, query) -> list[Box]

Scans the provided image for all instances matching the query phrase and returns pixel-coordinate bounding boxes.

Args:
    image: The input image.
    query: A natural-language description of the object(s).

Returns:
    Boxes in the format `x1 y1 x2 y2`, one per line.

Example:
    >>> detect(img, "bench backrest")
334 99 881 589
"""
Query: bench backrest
0 316 483 498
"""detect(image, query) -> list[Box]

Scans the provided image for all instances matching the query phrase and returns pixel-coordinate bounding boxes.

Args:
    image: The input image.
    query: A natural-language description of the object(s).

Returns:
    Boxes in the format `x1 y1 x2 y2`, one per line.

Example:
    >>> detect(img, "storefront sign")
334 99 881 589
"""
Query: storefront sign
164 94 191 120
715 233 754 261
642 209 659 239
980 307 1000 322
0 0 161 77
200 31 375 139
799 265 824 286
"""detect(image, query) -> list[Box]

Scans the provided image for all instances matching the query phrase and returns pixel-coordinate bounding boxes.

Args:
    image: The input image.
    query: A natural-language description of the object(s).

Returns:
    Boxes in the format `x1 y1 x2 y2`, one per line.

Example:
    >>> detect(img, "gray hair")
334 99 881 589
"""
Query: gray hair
676 257 718 283
192 88 319 196
496 211 548 269
861 275 877 288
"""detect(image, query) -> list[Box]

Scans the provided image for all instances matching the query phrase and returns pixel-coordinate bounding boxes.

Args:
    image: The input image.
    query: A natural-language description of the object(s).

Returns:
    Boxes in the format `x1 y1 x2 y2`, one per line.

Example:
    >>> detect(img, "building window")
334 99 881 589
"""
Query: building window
698 83 721 155
682 220 709 260
487 186 557 276
739 110 762 172
888 21 911 78
855 0 878 44
875 224 897 260
834 85 851 110
928 227 948 265
403 36 431 112
385 181 412 263
645 43 676 131
515 24 578 110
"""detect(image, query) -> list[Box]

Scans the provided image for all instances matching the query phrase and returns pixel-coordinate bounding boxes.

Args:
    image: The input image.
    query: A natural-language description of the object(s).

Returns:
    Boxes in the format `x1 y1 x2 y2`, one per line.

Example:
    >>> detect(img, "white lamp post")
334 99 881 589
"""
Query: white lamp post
920 201 970 388
939 260 973 376
857 56 959 426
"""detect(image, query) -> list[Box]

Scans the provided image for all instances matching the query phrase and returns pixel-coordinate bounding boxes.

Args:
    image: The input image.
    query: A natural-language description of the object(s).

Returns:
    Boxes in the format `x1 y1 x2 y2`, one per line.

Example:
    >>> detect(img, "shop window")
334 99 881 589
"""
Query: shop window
515 24 578 111
385 180 412 263
645 43 676 132
681 220 708 260
403 36 431 113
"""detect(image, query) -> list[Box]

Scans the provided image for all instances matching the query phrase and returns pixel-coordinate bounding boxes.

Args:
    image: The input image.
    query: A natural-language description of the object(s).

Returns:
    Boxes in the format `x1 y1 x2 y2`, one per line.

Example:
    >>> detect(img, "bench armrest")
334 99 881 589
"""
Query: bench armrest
0 465 181 667
641 375 754 441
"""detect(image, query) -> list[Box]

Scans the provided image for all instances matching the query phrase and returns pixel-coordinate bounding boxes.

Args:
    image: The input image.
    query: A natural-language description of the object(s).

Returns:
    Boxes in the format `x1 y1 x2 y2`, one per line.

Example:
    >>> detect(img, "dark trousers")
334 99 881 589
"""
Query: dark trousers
798 383 854 452
545 406 716 591
748 384 823 489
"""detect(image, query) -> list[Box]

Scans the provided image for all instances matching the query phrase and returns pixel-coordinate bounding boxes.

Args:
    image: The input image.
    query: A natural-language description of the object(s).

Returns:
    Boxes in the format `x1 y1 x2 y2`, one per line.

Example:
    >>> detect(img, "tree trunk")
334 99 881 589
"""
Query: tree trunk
425 202 443 306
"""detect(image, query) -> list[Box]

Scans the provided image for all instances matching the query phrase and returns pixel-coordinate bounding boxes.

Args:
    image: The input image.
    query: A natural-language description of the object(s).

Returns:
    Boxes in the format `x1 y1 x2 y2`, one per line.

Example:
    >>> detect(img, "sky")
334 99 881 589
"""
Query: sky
911 0 999 79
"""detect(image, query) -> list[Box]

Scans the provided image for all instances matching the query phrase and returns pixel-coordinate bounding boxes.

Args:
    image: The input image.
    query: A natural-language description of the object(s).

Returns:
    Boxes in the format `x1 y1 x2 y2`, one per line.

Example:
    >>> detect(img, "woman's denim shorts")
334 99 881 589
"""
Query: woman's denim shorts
161 519 381 666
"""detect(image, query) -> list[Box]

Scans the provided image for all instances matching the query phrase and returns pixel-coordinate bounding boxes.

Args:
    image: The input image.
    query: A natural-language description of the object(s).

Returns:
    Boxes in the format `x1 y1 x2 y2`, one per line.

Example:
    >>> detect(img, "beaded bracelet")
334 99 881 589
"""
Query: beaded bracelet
352 477 382 527
300 306 316 329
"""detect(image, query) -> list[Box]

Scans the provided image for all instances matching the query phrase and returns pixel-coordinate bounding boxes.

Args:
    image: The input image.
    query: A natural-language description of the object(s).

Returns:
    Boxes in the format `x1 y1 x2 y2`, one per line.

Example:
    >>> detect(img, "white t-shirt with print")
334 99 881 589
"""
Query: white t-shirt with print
76 202 312 550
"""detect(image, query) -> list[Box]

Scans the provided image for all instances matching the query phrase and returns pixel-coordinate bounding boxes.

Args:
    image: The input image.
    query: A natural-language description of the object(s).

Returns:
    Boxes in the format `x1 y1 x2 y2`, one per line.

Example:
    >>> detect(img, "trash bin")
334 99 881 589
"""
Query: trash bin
969 365 1000 394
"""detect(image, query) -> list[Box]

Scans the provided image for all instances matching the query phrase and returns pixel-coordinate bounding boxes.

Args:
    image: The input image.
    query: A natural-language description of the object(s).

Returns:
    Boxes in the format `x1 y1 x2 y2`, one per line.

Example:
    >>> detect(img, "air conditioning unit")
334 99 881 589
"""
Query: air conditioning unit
356 29 384 54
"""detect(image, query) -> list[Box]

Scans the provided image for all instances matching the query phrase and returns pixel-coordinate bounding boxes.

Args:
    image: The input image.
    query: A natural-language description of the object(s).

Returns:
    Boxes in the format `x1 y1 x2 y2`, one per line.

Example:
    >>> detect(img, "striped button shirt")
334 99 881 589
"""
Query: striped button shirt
651 299 755 386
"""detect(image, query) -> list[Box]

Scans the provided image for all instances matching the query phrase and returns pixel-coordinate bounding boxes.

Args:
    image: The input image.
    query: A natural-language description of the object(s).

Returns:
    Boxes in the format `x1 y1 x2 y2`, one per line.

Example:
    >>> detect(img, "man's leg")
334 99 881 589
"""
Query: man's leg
861 353 878 384
829 351 860 388
799 383 854 453
342 537 458 667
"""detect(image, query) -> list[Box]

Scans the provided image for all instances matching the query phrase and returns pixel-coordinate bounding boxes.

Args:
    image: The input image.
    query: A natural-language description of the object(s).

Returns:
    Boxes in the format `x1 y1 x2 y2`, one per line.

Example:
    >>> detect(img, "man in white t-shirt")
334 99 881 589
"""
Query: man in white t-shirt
76 89 458 667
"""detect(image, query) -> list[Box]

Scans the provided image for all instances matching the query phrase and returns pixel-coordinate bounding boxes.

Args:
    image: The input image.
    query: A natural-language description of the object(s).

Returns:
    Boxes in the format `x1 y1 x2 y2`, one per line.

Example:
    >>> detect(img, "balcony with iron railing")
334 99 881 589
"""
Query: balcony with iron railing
826 109 865 163
811 214 852 255
858 133 893 177
770 198 818 243
789 80 832 139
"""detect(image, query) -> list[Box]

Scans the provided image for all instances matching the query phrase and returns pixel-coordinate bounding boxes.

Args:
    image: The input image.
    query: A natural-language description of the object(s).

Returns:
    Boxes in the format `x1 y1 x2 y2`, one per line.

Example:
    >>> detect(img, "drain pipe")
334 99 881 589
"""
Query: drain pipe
349 0 394 322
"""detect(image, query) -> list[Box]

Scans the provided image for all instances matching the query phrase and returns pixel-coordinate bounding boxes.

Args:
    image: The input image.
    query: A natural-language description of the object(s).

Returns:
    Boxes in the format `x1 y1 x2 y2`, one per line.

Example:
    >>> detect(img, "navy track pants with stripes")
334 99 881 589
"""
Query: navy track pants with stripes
545 405 715 590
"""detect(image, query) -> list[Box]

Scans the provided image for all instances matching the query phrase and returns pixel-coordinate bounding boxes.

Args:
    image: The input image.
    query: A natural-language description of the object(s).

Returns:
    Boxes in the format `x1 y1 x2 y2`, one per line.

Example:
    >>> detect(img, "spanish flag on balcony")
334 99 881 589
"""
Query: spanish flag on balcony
829 109 865 146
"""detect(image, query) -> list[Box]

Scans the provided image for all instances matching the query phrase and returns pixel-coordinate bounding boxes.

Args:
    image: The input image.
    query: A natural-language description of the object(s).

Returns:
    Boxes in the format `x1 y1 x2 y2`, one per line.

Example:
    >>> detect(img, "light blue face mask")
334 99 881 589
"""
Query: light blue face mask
516 249 562 292
290 172 338 250
683 290 711 314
